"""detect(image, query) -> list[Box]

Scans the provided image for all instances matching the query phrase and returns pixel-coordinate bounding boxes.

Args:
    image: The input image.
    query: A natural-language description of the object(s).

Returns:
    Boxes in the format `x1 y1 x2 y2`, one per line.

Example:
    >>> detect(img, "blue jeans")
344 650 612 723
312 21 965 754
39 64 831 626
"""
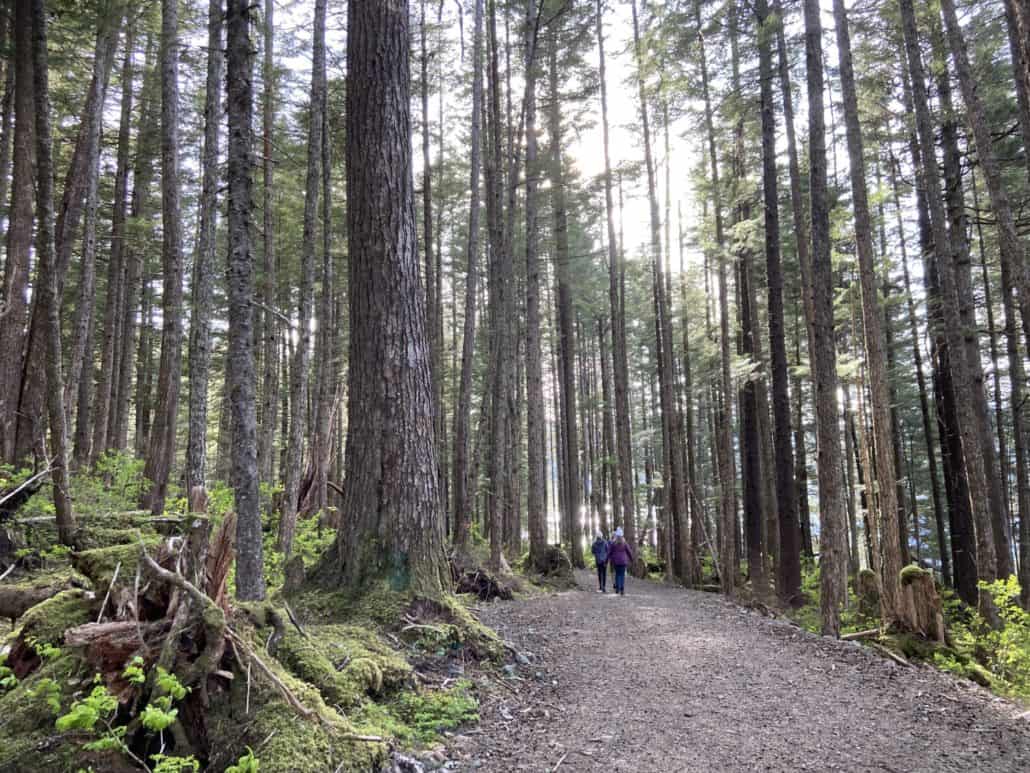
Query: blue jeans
613 564 627 593
596 563 607 590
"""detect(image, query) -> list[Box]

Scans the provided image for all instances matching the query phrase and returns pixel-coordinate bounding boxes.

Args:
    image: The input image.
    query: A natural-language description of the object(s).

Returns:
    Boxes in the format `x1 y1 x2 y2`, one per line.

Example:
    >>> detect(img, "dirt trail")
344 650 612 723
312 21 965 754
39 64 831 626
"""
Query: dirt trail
455 569 1030 772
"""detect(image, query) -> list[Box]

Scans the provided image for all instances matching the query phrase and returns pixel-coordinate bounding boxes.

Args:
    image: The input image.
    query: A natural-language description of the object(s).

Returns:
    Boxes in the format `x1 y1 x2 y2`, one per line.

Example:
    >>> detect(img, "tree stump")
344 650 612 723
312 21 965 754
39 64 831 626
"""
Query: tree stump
855 568 880 619
898 565 945 643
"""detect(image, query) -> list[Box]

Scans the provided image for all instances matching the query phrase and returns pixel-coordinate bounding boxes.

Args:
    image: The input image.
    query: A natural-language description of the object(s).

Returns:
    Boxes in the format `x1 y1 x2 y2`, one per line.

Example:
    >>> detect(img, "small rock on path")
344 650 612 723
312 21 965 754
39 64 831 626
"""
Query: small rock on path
456 569 1030 772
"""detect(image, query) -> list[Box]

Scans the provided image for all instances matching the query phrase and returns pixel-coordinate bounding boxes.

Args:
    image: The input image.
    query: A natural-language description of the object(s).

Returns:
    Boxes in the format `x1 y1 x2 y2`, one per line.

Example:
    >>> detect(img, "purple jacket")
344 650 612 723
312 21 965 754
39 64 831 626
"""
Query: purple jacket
607 539 633 567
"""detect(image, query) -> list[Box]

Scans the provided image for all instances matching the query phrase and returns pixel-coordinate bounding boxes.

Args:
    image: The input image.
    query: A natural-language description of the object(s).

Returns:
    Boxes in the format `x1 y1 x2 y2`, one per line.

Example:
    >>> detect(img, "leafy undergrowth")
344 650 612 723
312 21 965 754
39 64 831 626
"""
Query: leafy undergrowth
787 565 1030 702
0 457 505 771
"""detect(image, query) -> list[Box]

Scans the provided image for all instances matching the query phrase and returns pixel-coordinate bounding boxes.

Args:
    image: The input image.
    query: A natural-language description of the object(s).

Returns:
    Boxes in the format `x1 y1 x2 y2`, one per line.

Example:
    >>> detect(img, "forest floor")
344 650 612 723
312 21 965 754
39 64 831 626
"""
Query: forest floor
445 569 1030 772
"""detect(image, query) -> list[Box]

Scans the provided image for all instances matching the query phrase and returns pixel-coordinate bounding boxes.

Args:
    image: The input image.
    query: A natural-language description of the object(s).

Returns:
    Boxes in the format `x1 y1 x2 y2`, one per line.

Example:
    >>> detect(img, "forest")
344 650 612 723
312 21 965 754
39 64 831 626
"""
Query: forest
1 0 1030 770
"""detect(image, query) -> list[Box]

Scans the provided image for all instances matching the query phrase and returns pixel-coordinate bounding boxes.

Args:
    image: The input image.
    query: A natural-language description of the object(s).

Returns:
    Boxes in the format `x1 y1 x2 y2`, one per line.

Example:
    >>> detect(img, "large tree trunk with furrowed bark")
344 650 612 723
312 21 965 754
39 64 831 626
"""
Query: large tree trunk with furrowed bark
227 0 265 601
327 0 447 596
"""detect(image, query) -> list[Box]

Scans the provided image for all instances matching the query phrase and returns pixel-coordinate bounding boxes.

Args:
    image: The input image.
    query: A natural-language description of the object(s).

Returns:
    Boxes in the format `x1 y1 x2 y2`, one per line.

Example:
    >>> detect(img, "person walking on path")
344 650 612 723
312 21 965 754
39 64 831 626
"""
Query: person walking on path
607 530 634 595
591 533 610 592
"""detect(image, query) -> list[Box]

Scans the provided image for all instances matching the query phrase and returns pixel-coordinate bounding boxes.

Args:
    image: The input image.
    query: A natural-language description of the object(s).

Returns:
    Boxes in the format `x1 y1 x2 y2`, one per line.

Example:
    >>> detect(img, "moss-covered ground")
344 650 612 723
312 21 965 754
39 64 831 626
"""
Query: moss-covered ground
0 460 518 771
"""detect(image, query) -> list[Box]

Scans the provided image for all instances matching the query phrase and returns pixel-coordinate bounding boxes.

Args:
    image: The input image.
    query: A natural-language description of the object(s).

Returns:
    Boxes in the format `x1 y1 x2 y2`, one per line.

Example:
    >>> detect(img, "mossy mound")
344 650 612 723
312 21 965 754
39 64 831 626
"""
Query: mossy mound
13 588 95 648
275 624 413 709
354 680 479 747
70 525 140 552
0 653 95 772
208 616 390 772
285 579 413 627
521 545 575 589
900 564 929 586
71 537 160 589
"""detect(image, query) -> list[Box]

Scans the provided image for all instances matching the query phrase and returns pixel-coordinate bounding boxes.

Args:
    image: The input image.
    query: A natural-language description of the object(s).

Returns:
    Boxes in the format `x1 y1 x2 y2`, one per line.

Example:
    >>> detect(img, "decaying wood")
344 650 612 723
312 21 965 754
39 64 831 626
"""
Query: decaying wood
899 569 946 643
0 577 77 620
205 510 236 612
841 628 881 641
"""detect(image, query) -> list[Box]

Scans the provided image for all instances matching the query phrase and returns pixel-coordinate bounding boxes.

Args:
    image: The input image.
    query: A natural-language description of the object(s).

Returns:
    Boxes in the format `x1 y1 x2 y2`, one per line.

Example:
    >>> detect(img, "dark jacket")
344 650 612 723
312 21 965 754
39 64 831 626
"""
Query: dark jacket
607 537 633 567
591 538 609 565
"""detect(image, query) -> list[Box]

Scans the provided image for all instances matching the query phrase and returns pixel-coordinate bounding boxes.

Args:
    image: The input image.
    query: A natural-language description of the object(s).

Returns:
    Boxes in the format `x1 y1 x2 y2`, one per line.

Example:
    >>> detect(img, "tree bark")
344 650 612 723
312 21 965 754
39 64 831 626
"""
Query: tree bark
831 0 903 623
186 0 223 502
695 0 737 593
547 28 583 569
525 0 548 572
141 0 187 515
65 14 119 469
900 0 997 613
30 0 74 544
226 0 265 601
0 0 33 464
889 152 950 587
452 0 484 550
278 0 324 556
258 0 279 486
804 0 848 636
91 20 136 465
929 18 1013 580
597 0 637 561
329 0 446 595
756 0 800 604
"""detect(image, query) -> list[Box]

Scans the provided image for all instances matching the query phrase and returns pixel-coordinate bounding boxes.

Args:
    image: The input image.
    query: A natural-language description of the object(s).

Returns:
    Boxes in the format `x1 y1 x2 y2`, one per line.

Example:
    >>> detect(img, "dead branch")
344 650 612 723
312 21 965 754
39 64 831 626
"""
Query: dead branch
227 629 315 719
841 628 880 641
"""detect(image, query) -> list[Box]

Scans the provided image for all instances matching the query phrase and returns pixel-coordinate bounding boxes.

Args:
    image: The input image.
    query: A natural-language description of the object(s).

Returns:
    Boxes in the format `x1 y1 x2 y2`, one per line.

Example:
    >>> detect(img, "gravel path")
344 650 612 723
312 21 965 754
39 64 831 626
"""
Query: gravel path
456 569 1030 772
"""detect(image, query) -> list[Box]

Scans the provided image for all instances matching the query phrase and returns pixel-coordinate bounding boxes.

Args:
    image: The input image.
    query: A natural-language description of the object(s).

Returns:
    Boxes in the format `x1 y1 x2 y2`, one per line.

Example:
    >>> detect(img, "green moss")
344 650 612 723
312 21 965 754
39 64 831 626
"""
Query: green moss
353 680 479 748
71 537 160 589
206 621 389 773
285 579 414 627
0 654 87 771
70 525 140 551
275 625 412 709
900 564 928 586
882 632 942 661
15 589 95 648
966 661 993 687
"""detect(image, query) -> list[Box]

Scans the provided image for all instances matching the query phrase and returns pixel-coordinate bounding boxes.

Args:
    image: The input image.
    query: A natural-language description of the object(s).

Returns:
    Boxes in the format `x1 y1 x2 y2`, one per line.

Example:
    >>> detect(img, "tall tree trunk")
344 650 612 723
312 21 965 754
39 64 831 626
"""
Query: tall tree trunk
116 40 159 454
756 0 800 604
91 20 135 465
306 78 334 519
278 0 324 556
30 0 74 544
596 0 636 557
0 3 12 231
67 16 119 467
141 0 187 515
258 0 279 486
15 5 116 466
695 0 737 593
547 29 583 569
329 0 446 595
186 0 223 502
972 171 1013 563
525 0 548 572
831 0 903 622
930 19 1014 580
939 0 1020 579
804 0 848 637
0 0 33 464
900 0 997 613
227 0 265 601
65 14 119 463
420 0 444 519
737 226 767 598
1003 0 1030 184
452 0 484 550
889 152 950 587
